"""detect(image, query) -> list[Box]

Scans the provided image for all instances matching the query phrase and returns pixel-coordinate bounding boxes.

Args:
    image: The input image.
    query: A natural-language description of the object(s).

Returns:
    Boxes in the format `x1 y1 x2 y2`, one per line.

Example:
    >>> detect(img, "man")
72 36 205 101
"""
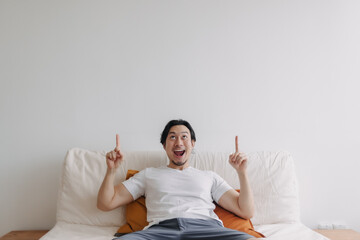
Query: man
97 119 256 240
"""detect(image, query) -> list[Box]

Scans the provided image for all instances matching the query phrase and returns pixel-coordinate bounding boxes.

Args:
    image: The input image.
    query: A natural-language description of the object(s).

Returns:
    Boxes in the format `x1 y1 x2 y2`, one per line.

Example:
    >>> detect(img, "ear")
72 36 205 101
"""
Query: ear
163 143 166 149
191 140 195 148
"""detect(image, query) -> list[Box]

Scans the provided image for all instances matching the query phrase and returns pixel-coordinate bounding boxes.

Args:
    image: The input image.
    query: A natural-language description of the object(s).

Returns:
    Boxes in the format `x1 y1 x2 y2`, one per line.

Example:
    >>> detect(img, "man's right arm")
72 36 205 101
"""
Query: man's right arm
97 134 134 211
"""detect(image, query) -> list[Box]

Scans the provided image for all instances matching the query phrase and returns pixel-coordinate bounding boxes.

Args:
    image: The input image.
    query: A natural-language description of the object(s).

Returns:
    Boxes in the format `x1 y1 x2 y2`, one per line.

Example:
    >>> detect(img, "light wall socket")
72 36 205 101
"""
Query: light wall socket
318 223 333 230
332 224 349 229
318 223 350 230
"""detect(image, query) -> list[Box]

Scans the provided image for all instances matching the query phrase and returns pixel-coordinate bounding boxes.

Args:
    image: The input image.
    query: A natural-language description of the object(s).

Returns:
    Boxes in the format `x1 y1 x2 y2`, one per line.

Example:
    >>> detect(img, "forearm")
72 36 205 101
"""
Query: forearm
97 168 117 211
237 170 255 219
98 135 133 211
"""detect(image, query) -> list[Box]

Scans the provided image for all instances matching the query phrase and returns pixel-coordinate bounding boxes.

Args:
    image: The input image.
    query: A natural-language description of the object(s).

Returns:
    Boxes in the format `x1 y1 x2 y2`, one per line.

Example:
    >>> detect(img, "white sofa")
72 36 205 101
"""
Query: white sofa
41 148 329 240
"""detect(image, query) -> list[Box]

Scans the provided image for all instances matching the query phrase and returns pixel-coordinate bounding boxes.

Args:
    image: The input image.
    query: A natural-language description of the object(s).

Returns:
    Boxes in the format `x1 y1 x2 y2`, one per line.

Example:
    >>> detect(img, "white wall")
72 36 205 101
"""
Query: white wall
1 0 359 236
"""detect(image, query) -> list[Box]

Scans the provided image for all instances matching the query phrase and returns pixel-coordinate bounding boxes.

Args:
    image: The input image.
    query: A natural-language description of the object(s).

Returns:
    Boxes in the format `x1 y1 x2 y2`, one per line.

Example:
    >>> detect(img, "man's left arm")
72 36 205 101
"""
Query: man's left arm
217 136 255 220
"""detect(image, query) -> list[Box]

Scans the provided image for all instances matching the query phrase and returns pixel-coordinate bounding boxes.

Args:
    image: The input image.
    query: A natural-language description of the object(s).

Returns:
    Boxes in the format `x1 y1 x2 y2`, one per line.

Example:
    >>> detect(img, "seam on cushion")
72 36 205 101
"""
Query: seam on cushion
54 219 121 228
55 149 70 221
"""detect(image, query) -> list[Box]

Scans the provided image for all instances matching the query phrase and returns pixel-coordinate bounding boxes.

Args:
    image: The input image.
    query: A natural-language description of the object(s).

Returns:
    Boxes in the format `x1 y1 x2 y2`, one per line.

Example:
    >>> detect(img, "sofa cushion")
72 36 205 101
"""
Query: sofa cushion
55 148 299 227
56 149 167 226
56 148 124 226
190 151 300 225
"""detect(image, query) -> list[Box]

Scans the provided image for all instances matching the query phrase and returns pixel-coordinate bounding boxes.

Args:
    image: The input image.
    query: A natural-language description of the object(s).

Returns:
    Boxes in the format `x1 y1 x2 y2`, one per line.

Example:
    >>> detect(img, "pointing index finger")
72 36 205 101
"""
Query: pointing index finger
235 136 239 153
116 134 120 150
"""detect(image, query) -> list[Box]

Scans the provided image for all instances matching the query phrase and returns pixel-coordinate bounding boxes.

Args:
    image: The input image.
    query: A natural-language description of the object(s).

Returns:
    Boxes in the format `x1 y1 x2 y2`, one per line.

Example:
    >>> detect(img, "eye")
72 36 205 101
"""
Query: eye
169 136 176 139
182 135 188 139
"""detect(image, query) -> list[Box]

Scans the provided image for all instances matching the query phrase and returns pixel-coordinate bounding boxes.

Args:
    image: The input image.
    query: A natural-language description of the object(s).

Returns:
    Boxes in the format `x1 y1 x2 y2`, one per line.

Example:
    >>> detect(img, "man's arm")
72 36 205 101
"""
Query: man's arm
97 169 134 211
218 171 254 219
97 134 134 211
217 136 255 219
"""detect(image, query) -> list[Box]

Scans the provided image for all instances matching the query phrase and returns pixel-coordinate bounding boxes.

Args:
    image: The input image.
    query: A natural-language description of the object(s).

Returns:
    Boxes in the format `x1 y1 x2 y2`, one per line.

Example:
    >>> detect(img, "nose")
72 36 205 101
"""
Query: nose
175 137 183 146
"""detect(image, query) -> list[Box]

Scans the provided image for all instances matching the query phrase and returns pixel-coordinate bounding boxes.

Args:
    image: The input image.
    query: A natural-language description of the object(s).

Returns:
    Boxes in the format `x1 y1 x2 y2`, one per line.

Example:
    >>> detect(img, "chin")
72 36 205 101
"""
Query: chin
172 159 187 166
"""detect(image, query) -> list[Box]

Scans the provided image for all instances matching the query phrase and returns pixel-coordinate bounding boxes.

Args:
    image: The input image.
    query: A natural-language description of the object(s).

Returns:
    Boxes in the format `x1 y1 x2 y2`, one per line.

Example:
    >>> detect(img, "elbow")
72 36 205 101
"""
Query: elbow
242 212 254 220
237 212 253 220
237 208 254 220
97 203 106 211
97 200 112 212
242 209 255 220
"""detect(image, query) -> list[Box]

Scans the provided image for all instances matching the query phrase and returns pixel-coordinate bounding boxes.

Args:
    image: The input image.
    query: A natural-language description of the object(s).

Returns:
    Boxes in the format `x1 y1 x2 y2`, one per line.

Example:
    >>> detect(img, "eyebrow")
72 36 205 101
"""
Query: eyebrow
169 131 189 134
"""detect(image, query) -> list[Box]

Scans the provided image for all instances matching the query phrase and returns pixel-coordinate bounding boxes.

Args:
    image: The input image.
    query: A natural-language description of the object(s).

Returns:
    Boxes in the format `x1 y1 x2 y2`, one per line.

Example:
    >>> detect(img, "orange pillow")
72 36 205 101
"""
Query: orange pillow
116 170 265 238
214 190 265 238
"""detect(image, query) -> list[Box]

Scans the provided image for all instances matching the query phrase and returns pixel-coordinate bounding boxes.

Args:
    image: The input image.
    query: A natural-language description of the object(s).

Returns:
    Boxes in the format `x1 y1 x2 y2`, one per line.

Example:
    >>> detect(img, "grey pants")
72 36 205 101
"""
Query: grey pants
114 218 254 240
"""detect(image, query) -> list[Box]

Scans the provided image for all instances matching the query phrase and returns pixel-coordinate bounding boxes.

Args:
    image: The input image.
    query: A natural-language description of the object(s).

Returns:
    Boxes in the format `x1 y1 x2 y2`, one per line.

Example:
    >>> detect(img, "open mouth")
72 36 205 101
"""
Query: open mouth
174 150 185 157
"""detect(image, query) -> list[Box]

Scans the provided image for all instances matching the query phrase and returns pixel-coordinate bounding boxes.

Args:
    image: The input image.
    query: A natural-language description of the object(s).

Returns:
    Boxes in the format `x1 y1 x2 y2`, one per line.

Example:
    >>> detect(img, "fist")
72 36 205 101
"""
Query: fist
229 152 248 173
229 136 248 173
106 134 123 169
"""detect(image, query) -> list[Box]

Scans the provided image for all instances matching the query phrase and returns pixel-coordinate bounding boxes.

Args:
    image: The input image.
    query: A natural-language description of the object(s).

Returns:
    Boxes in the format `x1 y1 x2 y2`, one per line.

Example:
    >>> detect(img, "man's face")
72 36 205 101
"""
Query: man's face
163 125 195 169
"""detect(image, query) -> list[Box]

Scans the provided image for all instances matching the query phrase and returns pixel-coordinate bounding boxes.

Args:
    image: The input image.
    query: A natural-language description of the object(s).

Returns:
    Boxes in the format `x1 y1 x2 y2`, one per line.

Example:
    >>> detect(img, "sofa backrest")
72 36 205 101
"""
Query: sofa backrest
56 148 300 227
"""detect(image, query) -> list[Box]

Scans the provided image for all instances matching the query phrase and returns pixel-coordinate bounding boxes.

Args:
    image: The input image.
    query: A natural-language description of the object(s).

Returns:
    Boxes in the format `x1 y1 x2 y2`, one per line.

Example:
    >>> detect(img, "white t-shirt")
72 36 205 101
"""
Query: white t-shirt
122 166 232 228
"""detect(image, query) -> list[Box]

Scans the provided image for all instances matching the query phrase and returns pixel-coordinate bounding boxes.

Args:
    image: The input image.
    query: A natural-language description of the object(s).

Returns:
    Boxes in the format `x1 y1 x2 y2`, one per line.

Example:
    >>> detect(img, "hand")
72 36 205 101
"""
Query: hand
105 134 124 169
229 136 248 174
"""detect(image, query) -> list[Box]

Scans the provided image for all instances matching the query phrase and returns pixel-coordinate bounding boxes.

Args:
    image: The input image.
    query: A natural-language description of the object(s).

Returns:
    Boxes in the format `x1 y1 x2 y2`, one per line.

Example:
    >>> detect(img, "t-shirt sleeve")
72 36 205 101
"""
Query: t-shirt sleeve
122 169 146 200
211 171 233 203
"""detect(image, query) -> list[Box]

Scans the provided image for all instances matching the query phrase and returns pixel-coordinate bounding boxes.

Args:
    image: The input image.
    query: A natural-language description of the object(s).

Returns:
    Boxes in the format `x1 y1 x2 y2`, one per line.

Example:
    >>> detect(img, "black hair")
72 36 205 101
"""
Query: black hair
160 119 196 145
